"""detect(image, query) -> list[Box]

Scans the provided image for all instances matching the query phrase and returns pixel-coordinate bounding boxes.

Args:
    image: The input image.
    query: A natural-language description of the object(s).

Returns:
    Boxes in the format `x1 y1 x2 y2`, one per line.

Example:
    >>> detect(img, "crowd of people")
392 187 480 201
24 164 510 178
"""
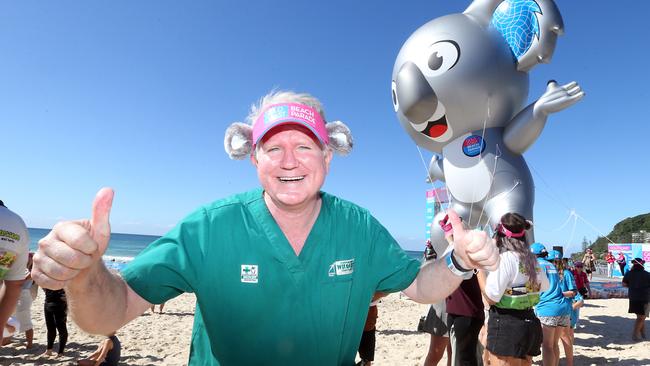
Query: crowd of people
417 213 648 366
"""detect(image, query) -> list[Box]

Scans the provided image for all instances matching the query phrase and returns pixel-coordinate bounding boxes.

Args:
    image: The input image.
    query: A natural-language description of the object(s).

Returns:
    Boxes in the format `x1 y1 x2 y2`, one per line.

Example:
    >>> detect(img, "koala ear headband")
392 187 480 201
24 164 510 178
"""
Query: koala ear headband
224 102 354 160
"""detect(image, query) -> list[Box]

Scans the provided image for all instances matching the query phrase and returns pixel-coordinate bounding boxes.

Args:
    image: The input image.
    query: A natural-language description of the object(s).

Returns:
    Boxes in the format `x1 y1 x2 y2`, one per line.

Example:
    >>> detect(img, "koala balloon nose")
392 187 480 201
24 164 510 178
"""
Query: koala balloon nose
395 62 438 124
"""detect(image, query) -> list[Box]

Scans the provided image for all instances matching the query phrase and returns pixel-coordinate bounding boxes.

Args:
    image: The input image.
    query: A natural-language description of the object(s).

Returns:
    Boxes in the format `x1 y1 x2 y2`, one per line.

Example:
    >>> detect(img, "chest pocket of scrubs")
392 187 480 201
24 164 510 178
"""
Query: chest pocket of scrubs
318 276 353 362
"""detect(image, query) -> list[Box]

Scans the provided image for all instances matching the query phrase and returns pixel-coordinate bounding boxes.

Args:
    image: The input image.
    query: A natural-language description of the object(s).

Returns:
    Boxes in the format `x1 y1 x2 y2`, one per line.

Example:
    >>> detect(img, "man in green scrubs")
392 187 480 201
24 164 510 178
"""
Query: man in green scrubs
32 91 499 365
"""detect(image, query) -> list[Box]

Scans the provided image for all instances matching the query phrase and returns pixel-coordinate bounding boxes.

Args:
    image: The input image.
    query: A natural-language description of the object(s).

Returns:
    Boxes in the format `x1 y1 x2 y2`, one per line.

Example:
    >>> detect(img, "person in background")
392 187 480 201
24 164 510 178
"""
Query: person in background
422 300 452 366
0 200 30 348
622 257 650 341
478 213 548 366
441 215 485 366
357 292 385 366
605 251 616 278
150 303 166 314
572 262 591 299
533 243 571 366
31 90 500 365
41 288 68 357
617 252 627 276
548 250 576 366
11 252 35 348
3 317 20 341
424 239 435 263
560 290 584 366
581 249 596 281
77 332 121 366
422 232 452 366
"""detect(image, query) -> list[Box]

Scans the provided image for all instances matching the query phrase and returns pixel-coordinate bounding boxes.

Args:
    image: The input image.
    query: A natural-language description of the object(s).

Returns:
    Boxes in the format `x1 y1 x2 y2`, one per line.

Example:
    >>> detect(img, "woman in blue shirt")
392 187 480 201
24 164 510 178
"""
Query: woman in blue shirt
549 250 577 366
532 244 573 366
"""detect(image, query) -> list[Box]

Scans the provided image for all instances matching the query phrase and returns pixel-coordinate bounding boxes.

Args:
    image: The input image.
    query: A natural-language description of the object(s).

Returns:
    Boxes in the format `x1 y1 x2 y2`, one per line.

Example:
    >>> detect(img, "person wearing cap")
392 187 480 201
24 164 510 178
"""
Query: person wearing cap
0 200 30 347
531 242 571 366
548 250 577 366
477 213 549 365
622 257 650 341
31 90 500 365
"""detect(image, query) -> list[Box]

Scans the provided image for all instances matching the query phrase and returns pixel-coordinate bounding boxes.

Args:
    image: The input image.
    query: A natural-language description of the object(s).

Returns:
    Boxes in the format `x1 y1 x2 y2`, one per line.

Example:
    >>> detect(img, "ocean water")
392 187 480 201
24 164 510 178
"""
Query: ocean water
28 228 423 270
28 228 160 271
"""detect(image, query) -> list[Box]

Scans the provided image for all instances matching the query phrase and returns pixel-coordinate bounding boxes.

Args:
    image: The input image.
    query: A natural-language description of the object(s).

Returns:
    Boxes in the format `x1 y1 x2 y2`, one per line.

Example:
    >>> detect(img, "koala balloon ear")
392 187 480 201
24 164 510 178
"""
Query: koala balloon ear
490 0 564 72
464 0 503 27
224 122 253 160
326 121 353 156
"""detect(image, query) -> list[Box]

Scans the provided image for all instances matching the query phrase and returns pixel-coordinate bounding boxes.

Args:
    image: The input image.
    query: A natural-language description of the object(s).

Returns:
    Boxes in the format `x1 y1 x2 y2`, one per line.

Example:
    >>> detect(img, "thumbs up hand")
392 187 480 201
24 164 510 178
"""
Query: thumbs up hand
32 188 114 290
446 210 500 271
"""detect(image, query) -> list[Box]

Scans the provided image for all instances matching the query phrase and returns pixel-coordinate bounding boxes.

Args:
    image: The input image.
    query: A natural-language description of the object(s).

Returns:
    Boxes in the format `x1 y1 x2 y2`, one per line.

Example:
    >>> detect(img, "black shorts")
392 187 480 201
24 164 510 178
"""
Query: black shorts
487 307 542 359
628 300 650 316
420 304 449 337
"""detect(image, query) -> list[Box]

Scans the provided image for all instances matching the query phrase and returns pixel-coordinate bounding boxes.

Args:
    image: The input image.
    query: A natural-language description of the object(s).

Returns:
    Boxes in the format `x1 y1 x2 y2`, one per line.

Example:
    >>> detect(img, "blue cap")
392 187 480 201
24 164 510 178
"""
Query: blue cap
547 250 562 261
530 242 547 255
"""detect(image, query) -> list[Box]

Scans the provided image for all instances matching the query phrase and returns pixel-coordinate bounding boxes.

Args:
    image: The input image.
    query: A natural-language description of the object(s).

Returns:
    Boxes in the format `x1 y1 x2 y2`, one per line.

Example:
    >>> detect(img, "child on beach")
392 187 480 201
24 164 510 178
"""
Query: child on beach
41 288 68 357
3 317 19 340
572 262 591 299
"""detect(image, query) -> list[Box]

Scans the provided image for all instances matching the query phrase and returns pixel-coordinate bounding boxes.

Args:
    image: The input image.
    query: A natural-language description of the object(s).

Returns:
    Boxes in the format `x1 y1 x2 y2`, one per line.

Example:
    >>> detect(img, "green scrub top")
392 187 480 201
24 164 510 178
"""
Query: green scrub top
122 189 420 365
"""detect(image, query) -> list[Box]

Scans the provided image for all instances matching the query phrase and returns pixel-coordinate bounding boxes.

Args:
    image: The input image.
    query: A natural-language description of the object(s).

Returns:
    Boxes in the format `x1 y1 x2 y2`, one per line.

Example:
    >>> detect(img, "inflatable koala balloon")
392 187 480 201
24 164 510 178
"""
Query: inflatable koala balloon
391 0 584 254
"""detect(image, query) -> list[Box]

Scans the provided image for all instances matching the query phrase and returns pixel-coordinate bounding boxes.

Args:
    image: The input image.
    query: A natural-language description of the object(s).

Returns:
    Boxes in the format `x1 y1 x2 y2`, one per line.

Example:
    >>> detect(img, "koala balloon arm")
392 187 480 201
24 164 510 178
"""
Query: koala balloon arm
504 81 584 154
426 153 445 183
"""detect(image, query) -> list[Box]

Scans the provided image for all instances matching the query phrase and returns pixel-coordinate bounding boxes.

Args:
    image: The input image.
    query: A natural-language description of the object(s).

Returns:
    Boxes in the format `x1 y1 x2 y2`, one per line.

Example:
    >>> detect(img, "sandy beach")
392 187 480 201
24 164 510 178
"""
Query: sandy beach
1 289 648 365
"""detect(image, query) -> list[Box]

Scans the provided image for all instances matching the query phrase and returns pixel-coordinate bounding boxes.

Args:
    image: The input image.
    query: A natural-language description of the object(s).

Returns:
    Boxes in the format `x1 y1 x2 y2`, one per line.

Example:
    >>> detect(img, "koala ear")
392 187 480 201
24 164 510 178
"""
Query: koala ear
224 122 253 160
464 0 503 27
490 0 564 72
326 121 353 156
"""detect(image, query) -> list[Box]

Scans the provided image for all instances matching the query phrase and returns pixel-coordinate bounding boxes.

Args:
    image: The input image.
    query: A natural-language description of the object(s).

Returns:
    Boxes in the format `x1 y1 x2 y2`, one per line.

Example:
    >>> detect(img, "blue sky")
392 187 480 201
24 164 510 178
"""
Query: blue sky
1 1 648 254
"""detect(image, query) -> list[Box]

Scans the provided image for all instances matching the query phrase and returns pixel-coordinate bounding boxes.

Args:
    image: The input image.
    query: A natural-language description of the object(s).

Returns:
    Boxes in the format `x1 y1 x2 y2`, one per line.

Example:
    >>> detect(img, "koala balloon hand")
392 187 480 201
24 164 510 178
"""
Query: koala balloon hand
534 80 585 116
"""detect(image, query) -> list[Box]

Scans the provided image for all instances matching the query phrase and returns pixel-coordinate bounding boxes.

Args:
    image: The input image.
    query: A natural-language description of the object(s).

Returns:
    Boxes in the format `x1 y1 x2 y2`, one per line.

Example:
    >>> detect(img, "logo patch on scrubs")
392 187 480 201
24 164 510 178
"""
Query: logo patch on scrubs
241 264 259 283
328 259 354 277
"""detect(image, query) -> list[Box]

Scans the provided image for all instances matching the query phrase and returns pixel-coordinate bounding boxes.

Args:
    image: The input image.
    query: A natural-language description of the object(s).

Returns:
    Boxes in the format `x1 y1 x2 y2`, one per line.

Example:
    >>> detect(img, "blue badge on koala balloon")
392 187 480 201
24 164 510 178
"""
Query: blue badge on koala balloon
462 135 486 157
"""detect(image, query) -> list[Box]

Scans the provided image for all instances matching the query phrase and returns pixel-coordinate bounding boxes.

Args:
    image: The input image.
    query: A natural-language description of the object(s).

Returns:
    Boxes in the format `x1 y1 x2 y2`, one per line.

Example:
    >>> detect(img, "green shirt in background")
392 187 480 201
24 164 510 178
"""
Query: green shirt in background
122 189 420 365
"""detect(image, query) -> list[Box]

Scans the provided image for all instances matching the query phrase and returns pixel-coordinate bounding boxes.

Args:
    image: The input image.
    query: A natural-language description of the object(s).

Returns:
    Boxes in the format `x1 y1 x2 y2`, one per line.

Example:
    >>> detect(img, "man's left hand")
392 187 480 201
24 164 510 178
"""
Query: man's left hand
447 210 499 271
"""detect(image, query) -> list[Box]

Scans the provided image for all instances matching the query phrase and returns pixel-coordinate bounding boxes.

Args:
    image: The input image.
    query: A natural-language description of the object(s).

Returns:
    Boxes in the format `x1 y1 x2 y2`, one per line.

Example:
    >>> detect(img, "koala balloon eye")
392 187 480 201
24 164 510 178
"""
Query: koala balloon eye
391 81 399 112
423 40 460 77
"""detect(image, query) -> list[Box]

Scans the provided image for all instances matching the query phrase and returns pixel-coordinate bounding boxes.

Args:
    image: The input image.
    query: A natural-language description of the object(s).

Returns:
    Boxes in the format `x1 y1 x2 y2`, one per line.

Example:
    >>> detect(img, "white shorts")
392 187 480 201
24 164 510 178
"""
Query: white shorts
13 289 33 332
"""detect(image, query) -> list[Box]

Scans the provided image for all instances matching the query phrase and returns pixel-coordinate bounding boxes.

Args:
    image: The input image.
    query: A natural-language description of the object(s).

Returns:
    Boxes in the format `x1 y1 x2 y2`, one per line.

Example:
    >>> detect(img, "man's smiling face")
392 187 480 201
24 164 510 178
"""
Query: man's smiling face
252 124 331 211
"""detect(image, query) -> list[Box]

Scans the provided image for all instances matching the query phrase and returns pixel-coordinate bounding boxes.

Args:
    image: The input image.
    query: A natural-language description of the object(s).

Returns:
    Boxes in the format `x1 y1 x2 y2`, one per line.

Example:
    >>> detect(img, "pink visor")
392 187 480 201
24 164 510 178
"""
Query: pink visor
252 103 329 146
497 224 525 238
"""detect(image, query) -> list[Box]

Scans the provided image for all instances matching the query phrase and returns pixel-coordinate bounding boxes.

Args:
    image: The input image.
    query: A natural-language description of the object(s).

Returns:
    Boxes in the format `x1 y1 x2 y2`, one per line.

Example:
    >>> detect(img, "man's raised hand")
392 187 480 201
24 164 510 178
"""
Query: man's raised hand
32 188 114 289
447 210 499 271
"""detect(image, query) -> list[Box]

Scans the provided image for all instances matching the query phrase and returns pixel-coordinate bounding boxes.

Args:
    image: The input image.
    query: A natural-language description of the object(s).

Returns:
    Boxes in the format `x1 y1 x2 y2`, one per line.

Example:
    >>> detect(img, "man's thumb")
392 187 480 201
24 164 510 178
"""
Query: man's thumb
447 209 465 240
91 187 114 253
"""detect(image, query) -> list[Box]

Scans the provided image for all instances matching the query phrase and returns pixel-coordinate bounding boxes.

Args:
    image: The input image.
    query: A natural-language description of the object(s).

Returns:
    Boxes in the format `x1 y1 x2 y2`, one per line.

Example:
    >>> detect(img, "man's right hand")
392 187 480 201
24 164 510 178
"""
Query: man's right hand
32 188 114 290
